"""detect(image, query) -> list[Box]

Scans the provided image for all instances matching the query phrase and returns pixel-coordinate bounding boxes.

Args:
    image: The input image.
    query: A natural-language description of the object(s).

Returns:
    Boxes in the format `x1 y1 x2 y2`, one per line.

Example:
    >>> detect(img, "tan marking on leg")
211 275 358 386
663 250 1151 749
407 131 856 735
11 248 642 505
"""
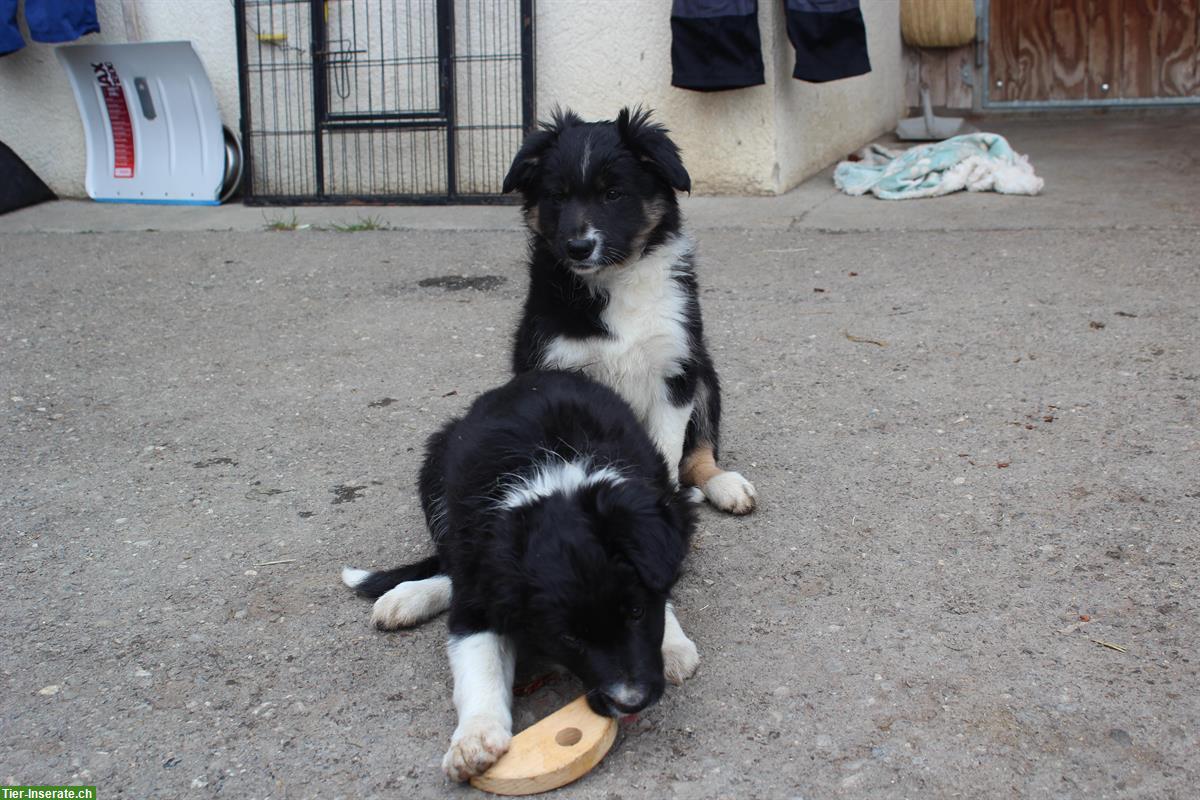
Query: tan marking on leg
680 443 722 488
681 442 758 515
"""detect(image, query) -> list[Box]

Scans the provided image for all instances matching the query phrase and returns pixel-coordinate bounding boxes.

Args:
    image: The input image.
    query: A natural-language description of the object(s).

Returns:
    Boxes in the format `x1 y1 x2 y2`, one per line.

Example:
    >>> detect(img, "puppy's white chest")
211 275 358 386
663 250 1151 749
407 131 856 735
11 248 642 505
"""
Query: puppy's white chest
540 243 692 421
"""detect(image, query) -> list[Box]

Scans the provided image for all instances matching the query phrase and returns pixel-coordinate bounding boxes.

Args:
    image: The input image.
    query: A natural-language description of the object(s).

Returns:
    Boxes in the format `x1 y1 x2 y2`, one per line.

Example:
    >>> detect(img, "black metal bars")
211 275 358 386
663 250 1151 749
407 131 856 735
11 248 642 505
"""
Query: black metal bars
233 0 535 204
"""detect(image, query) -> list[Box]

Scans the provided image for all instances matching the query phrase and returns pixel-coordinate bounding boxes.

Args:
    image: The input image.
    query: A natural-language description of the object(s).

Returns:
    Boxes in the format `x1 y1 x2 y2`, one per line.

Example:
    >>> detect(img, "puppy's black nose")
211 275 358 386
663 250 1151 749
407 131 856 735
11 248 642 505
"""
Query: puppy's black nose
603 683 653 714
566 237 596 261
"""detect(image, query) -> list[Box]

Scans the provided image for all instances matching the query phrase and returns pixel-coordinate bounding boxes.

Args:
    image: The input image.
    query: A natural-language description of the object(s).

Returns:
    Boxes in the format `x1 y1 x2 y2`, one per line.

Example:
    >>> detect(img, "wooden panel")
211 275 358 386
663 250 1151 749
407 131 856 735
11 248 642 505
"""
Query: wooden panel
1050 0 1089 98
945 45 975 108
1015 3 1056 100
1122 0 1158 97
904 47 921 107
1086 0 1123 98
903 44 976 110
921 47 949 106
989 0 1021 100
990 0 1199 102
1156 0 1198 95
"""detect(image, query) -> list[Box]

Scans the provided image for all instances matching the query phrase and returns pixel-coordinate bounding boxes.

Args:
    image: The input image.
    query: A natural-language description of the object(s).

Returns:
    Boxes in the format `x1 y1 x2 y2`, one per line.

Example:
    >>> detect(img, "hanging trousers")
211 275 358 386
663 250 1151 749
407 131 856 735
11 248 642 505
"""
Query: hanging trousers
671 0 871 91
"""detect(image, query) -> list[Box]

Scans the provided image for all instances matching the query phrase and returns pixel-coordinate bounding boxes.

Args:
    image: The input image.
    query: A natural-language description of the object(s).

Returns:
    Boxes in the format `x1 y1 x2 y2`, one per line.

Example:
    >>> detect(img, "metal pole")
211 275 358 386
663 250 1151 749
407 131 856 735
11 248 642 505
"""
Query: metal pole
438 0 457 199
310 0 328 196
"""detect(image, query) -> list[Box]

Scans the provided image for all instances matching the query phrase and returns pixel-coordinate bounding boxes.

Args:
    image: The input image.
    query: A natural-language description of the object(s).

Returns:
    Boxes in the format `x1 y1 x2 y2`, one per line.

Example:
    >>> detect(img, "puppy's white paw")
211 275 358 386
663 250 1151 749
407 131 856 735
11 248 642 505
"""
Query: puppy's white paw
442 716 512 782
703 470 757 515
681 486 706 505
371 576 452 630
662 635 700 685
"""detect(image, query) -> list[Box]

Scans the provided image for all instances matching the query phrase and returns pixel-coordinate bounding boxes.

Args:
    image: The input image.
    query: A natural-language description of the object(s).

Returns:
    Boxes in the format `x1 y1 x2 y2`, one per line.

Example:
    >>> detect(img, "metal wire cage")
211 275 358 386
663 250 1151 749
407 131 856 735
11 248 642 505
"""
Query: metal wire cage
233 0 535 204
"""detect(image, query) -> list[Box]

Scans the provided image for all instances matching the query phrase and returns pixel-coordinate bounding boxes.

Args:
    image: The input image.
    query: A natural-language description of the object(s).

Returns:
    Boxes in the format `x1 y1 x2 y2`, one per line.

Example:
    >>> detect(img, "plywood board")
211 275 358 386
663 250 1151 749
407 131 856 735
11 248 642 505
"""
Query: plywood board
1156 0 1198 96
1122 0 1159 97
992 0 1199 102
1050 0 1089 99
904 47 922 107
1016 3 1056 100
988 0 1021 101
945 45 975 108
1086 0 1124 98
921 47 949 106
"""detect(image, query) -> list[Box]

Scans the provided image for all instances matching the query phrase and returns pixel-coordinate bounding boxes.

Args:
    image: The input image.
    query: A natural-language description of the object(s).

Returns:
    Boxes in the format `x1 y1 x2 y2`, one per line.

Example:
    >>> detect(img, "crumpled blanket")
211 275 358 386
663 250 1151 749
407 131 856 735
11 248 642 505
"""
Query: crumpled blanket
833 133 1044 200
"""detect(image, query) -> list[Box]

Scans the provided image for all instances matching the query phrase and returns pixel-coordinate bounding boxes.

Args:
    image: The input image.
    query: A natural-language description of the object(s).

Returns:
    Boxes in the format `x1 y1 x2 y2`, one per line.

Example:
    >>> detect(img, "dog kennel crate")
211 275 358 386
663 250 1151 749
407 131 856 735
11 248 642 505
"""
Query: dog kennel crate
233 0 534 204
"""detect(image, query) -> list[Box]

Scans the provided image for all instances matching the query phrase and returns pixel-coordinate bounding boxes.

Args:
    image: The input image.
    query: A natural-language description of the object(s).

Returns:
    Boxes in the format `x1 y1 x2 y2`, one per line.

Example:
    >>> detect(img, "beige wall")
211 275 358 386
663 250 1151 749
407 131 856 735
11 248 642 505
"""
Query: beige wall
538 0 904 195
534 1 779 195
0 0 902 199
769 1 905 193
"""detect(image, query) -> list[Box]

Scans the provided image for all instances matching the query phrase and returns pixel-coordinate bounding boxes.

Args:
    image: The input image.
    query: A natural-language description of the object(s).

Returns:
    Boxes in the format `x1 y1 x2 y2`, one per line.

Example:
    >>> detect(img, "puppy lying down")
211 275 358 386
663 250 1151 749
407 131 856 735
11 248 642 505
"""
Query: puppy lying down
344 370 698 781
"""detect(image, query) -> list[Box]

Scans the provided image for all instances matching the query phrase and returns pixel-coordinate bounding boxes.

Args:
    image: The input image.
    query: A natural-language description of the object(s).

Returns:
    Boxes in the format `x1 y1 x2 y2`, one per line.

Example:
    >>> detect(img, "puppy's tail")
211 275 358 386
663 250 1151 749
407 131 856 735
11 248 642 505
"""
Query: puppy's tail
341 555 442 598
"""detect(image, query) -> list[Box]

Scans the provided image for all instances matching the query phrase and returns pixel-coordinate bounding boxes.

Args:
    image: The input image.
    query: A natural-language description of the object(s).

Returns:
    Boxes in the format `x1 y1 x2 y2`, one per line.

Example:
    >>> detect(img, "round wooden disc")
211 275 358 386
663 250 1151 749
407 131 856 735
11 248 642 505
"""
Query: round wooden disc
470 695 618 796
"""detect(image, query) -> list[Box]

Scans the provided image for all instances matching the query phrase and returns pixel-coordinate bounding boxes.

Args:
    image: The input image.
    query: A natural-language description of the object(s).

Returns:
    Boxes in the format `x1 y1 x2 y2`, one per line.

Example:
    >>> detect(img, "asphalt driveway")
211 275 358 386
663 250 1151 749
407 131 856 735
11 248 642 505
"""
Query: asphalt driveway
2 115 1198 799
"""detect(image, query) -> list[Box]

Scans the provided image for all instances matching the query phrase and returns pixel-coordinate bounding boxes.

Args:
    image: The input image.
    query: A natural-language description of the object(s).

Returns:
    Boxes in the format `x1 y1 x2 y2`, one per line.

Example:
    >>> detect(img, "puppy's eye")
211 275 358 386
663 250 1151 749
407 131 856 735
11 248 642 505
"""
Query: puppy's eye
629 605 644 620
549 190 567 202
604 189 623 202
559 633 582 650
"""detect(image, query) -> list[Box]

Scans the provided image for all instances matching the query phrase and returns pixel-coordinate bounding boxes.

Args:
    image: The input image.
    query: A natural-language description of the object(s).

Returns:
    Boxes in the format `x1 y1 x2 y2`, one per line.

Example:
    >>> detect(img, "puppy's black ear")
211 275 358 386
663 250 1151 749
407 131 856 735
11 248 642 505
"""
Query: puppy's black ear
616 106 691 194
591 482 690 593
502 107 583 195
502 128 555 195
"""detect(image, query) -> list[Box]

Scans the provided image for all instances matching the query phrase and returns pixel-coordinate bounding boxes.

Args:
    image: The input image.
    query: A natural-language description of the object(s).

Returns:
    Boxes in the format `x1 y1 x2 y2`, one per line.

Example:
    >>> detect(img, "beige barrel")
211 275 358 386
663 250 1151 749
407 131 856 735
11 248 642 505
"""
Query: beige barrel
900 0 977 48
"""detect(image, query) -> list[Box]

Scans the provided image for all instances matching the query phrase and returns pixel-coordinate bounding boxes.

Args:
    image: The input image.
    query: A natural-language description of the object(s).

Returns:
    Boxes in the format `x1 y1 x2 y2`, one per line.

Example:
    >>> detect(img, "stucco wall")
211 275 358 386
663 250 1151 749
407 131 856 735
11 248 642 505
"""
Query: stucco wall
534 1 781 195
769 1 905 193
537 0 904 195
0 0 901 199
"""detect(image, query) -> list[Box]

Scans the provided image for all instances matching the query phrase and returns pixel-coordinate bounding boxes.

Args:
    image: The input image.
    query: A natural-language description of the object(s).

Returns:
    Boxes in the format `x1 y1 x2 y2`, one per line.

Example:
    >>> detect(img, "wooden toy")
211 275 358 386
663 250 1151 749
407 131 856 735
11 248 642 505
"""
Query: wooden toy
470 696 618 795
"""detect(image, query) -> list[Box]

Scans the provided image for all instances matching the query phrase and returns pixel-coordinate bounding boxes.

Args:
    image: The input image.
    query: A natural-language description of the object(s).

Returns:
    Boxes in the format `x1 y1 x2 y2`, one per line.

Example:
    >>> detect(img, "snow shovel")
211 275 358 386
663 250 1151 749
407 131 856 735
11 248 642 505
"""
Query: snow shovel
57 41 232 204
896 85 977 141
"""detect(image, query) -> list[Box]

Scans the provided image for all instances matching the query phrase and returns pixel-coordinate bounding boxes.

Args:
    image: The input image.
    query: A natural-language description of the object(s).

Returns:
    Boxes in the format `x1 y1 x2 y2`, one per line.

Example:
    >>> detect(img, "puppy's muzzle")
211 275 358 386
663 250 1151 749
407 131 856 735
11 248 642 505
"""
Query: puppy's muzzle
589 681 659 717
565 237 597 262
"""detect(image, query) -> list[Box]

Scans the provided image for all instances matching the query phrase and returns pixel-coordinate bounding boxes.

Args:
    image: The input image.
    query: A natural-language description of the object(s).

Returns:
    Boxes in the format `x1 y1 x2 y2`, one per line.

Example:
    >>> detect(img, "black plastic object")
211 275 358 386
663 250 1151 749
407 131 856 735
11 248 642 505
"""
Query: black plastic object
133 76 157 120
0 140 56 214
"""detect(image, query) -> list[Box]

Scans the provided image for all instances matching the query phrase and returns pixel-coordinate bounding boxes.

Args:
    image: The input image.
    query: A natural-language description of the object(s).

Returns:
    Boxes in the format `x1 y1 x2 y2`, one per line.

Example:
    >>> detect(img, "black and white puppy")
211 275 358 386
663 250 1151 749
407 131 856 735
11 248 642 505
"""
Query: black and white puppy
343 370 696 782
504 107 757 516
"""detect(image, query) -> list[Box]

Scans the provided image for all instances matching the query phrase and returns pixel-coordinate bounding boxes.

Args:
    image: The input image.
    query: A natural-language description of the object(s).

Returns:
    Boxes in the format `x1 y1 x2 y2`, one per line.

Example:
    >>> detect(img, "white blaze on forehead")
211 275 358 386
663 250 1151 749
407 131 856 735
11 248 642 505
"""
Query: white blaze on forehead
581 130 593 181
498 458 624 510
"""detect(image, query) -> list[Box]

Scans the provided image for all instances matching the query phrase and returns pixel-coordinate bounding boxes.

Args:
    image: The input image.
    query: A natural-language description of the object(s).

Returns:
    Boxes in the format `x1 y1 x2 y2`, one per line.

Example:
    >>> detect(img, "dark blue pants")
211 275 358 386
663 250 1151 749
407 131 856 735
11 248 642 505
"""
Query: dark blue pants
671 0 871 91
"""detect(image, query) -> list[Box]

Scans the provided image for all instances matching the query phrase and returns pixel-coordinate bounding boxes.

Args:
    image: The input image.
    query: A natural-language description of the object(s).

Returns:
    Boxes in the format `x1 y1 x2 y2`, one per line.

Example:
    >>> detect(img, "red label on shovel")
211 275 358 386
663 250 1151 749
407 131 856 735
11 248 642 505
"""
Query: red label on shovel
92 61 135 179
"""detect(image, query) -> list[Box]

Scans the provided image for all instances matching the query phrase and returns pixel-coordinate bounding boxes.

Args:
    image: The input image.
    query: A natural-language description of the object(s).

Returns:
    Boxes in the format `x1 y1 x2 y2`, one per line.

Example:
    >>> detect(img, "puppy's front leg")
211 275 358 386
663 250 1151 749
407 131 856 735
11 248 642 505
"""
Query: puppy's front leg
662 602 700 685
647 398 694 486
681 443 757 515
443 631 516 782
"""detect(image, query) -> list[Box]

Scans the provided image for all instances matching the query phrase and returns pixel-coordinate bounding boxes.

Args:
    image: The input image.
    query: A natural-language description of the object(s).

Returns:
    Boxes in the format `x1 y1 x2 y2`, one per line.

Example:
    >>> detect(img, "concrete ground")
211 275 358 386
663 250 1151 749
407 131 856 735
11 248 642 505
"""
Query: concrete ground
2 116 1198 799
